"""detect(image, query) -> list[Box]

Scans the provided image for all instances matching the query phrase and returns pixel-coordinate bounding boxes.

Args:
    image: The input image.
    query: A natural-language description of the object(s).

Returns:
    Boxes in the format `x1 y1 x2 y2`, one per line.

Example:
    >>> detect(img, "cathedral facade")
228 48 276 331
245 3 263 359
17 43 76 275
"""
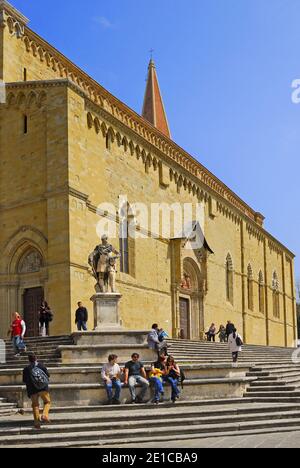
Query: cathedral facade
0 1 297 346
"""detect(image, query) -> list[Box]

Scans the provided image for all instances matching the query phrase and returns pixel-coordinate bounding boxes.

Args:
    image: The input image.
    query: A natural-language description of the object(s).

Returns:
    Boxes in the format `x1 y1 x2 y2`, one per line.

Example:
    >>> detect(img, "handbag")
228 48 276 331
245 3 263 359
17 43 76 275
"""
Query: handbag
236 335 243 347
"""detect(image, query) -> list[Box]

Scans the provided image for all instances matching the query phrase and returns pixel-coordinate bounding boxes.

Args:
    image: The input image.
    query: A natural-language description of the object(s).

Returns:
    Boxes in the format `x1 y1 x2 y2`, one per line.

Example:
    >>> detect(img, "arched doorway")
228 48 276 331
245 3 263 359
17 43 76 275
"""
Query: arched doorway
0 227 48 339
18 249 45 337
178 257 205 340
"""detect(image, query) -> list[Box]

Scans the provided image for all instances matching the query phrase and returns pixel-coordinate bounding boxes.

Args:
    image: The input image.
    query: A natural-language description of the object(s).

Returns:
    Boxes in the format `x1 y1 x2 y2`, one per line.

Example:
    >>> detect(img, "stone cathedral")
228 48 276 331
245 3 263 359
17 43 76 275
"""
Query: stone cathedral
0 1 297 346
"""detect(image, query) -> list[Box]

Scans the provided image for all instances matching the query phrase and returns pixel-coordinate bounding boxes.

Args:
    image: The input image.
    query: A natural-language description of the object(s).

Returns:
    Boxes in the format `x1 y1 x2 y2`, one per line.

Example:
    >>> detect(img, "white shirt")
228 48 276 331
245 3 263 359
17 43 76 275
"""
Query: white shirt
101 363 121 381
228 333 243 353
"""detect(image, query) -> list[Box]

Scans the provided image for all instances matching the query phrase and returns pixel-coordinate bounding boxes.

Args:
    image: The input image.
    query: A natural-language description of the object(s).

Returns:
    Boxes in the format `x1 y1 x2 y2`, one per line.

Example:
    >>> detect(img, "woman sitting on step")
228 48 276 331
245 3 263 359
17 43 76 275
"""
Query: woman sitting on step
164 356 181 403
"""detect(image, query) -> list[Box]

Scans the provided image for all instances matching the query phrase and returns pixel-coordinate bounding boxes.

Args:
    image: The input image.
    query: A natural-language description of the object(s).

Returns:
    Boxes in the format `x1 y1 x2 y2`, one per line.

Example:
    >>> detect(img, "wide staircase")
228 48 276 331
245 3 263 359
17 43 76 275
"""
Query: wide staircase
0 336 300 447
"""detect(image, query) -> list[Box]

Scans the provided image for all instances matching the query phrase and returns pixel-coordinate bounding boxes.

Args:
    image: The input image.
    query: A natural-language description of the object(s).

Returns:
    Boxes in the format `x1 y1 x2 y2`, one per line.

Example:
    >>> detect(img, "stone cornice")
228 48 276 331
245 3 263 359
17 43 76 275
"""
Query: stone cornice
14 24 265 225
4 80 295 260
0 1 28 25
0 0 28 37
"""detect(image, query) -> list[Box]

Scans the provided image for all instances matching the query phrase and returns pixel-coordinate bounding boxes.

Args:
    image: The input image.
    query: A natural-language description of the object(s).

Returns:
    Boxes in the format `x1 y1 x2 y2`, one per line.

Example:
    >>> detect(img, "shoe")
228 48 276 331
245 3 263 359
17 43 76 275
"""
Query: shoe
41 416 51 424
131 399 137 404
153 400 160 405
14 354 21 358
104 400 113 406
34 423 41 430
112 399 121 405
171 399 176 404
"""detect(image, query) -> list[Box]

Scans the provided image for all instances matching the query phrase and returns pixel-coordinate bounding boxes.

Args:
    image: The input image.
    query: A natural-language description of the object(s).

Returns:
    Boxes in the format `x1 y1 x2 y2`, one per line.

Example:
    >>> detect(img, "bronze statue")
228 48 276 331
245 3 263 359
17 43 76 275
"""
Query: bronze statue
88 235 120 293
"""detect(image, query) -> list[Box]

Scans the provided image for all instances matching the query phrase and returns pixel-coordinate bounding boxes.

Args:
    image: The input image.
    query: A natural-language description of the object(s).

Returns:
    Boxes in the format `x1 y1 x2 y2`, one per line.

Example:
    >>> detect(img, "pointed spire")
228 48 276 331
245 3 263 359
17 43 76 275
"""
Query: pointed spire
142 59 171 139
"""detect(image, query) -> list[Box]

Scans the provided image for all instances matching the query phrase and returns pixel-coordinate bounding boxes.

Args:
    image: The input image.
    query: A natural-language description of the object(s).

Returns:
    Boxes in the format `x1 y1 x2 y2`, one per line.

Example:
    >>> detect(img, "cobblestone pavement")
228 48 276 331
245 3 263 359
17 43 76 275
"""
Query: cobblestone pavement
105 431 300 448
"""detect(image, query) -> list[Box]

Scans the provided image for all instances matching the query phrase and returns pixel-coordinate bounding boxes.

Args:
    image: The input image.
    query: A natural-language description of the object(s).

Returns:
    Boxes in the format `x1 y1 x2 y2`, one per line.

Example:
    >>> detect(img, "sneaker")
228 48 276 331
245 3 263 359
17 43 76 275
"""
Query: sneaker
41 416 51 424
14 354 21 358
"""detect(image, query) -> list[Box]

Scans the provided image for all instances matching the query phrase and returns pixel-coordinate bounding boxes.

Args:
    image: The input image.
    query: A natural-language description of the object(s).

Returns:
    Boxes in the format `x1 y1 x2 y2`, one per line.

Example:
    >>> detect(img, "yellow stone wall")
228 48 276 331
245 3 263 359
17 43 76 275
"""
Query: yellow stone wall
0 12 297 346
0 81 72 337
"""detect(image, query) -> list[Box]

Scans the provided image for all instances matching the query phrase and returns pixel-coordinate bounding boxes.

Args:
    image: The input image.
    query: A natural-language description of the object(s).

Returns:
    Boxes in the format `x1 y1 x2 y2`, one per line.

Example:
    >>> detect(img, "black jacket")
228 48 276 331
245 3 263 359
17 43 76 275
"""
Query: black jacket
226 323 235 336
75 307 88 323
23 363 50 398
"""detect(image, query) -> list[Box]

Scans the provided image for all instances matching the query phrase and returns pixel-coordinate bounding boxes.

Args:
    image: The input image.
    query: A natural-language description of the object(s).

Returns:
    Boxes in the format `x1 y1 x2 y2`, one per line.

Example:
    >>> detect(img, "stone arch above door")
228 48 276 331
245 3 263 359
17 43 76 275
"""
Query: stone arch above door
181 256 203 293
1 226 47 274
18 249 44 274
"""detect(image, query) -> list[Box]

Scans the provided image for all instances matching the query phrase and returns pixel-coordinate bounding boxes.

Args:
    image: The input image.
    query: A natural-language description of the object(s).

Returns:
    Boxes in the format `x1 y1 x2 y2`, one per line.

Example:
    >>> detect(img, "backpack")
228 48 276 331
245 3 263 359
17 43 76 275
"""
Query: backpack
29 365 49 391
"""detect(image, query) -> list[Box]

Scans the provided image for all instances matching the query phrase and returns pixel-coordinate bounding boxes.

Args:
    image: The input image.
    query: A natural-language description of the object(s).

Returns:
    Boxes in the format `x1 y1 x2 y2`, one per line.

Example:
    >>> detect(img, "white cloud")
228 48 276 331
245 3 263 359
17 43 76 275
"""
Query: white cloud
93 16 115 29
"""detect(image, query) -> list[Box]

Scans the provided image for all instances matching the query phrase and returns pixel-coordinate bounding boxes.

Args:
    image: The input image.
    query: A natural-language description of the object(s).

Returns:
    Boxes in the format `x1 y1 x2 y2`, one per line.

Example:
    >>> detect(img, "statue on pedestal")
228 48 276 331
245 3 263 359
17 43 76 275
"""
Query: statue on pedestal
88 235 120 293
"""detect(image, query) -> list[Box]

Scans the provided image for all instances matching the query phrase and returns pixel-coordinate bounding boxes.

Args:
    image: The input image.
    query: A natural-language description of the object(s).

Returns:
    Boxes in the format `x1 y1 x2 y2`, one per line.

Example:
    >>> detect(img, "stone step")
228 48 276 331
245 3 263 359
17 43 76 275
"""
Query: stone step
244 391 300 398
168 340 295 350
0 375 255 408
3 408 300 438
0 363 250 386
2 416 300 447
6 402 300 423
246 385 297 392
250 381 287 387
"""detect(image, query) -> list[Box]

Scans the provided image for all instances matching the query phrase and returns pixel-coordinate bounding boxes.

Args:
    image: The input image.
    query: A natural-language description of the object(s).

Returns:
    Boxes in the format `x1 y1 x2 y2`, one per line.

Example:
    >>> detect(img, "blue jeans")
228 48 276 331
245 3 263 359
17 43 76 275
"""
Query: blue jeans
150 377 164 402
165 376 180 401
128 376 150 401
77 321 87 331
105 379 122 401
12 336 26 354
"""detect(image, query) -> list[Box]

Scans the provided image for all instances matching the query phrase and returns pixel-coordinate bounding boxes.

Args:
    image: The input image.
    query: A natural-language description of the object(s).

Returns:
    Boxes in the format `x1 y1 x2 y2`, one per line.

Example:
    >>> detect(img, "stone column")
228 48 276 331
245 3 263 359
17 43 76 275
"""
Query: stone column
91 293 122 331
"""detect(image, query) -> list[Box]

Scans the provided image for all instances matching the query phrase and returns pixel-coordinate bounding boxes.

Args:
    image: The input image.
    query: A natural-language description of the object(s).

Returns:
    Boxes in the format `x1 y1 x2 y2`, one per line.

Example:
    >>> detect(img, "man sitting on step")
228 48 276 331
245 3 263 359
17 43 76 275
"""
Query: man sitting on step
101 354 123 405
124 353 150 404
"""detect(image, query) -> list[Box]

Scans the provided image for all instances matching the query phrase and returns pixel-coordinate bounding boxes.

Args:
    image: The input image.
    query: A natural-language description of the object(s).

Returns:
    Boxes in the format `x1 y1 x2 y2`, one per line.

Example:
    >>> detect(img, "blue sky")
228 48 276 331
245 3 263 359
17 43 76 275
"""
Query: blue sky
11 0 300 281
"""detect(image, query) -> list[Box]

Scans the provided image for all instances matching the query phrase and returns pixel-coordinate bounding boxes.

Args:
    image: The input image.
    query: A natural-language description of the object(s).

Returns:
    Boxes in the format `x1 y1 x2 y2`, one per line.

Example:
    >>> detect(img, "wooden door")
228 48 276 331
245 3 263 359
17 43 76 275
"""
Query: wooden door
23 287 44 337
179 298 190 339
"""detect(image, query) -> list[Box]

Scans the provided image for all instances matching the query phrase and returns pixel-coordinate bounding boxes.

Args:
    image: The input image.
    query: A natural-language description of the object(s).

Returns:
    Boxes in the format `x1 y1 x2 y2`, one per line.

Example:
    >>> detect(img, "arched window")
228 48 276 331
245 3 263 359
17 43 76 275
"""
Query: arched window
226 254 234 305
247 264 254 311
258 271 265 314
272 272 280 318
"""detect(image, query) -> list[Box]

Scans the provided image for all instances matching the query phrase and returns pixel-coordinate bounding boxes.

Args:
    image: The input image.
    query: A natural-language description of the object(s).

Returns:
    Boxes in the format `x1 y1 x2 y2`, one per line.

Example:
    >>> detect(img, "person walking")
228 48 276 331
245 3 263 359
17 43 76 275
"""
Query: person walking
164 356 181 403
228 328 243 364
226 321 235 342
147 324 168 357
75 302 88 331
22 353 51 430
124 353 150 404
149 355 167 405
217 325 227 343
9 312 26 357
39 301 53 337
207 323 217 342
101 354 123 405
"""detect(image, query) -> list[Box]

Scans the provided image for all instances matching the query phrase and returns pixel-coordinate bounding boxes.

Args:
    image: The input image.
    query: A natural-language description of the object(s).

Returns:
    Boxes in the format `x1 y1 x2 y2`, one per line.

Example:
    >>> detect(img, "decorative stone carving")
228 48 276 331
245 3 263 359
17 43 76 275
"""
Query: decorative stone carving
18 250 43 273
0 1 28 37
180 273 192 291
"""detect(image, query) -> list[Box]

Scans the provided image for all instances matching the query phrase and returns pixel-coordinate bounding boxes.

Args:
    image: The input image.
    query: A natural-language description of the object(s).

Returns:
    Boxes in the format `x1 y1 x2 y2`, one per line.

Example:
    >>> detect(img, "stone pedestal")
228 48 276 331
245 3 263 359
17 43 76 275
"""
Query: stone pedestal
91 293 122 331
